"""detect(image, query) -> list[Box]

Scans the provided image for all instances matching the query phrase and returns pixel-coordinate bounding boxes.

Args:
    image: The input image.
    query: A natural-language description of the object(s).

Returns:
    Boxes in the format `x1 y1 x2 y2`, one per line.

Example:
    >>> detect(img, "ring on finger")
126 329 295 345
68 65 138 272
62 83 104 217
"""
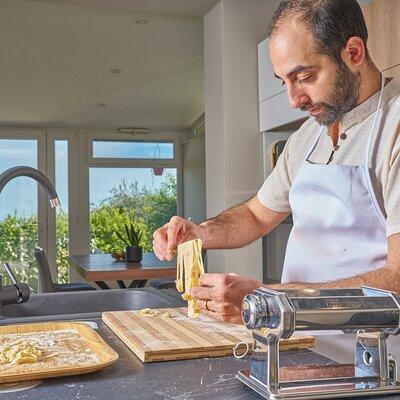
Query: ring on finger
205 300 211 311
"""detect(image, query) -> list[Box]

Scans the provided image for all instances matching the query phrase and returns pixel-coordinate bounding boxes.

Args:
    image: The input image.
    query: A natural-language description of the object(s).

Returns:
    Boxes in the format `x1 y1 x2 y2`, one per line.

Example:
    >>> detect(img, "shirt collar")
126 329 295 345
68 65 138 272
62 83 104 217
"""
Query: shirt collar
340 77 400 132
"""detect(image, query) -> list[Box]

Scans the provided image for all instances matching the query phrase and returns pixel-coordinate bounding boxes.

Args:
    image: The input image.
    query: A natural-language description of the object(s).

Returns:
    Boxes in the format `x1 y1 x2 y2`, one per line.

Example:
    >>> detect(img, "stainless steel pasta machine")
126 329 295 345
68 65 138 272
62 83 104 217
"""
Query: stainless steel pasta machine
237 286 400 399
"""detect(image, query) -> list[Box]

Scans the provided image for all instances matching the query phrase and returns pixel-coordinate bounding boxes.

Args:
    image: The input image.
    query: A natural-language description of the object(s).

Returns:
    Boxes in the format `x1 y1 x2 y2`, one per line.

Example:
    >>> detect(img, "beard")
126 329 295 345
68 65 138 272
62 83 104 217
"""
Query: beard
301 61 361 126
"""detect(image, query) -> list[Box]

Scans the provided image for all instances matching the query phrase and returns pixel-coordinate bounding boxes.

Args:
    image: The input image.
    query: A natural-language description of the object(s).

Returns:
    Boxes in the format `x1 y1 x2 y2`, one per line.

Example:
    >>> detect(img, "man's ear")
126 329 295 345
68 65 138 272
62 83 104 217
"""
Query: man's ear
341 36 366 70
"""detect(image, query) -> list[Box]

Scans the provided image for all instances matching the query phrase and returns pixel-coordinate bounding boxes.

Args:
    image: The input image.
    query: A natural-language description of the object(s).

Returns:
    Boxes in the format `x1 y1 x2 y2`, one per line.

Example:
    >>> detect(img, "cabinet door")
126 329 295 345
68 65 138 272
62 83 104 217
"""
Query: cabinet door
258 38 285 102
259 92 306 131
362 0 400 71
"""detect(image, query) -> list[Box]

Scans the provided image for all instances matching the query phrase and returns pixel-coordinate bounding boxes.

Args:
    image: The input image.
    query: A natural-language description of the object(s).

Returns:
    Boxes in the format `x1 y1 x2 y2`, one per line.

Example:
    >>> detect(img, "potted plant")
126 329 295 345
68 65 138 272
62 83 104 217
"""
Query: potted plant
152 167 164 176
116 222 143 263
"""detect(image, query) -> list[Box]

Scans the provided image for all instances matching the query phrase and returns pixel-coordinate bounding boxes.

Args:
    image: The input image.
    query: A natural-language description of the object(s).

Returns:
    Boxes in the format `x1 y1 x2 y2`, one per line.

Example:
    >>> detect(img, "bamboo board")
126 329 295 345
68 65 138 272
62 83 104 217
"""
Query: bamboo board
0 321 118 384
102 308 314 362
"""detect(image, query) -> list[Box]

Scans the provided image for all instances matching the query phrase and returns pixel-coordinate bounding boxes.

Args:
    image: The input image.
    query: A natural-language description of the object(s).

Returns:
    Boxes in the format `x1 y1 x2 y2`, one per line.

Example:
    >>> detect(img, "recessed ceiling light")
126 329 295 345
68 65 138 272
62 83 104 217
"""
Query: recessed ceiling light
135 19 149 25
110 68 122 74
97 103 107 107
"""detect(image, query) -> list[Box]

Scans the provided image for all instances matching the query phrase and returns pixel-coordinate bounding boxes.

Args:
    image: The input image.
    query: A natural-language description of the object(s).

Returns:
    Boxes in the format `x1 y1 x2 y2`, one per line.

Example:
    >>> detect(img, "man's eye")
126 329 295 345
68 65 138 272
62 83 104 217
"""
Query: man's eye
299 75 311 84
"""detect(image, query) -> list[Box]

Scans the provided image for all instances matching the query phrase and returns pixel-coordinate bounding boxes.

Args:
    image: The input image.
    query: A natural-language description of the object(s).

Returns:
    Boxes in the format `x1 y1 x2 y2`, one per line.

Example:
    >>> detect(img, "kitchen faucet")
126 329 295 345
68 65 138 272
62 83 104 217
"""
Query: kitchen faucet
0 166 61 317
0 166 60 207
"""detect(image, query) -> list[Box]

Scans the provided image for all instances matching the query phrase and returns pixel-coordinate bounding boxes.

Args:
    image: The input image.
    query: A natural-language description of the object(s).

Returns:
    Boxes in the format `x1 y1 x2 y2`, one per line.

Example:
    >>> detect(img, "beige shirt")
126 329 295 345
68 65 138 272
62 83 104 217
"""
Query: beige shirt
258 78 400 237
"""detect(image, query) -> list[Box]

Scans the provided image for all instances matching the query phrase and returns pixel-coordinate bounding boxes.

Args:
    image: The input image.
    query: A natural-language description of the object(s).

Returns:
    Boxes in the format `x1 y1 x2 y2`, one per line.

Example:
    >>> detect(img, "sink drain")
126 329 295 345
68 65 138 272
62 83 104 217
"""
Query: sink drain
0 380 42 393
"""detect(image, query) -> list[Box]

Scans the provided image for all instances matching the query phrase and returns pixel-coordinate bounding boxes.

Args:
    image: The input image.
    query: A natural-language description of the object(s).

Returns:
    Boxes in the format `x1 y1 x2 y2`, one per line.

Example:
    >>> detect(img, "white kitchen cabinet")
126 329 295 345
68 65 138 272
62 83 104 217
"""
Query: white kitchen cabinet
258 38 306 131
258 38 284 102
259 91 305 131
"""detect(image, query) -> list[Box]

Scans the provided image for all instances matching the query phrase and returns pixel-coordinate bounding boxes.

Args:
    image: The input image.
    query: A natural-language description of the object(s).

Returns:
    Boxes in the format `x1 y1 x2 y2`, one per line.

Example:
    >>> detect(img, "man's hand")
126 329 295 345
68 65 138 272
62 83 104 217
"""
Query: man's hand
191 273 262 324
152 216 205 260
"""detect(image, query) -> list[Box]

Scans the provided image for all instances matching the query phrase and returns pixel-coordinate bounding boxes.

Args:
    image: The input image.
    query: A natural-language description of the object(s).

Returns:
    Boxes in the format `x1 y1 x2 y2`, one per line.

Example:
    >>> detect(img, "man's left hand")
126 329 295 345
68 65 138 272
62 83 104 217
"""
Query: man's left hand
190 273 262 324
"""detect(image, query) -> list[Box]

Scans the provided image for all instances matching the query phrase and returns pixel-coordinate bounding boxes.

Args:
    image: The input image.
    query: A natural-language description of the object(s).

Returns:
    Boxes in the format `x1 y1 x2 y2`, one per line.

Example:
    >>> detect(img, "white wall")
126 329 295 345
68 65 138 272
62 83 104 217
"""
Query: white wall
204 0 280 280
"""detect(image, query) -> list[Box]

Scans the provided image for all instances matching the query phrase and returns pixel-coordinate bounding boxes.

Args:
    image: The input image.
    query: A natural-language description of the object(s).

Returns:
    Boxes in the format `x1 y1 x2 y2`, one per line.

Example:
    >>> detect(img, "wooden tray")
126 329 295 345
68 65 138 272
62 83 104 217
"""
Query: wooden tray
0 321 118 384
103 307 315 362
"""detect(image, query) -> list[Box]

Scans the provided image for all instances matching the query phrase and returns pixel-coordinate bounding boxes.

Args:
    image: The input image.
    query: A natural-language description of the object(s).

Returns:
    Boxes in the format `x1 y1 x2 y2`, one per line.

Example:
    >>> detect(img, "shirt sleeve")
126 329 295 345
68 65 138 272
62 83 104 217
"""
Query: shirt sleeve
257 135 293 213
384 124 400 237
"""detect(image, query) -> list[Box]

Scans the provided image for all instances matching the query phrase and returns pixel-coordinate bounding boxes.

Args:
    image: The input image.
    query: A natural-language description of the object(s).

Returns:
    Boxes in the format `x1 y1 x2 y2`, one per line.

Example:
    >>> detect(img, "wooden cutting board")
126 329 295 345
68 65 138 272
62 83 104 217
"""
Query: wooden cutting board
102 307 314 362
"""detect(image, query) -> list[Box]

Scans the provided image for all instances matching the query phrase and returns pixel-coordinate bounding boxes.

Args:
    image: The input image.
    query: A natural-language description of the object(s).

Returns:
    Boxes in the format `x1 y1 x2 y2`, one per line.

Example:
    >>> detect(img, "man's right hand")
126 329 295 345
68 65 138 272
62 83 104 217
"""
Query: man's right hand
152 216 205 260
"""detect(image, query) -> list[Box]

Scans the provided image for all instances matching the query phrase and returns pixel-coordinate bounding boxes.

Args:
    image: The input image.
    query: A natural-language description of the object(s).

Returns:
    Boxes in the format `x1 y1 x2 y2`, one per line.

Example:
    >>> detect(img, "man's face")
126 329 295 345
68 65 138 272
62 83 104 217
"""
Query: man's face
269 21 361 126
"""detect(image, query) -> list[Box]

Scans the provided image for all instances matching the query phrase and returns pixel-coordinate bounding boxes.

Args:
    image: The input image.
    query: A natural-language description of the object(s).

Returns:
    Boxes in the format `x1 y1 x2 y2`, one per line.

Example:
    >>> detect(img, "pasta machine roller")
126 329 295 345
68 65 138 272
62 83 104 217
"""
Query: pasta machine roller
237 286 400 399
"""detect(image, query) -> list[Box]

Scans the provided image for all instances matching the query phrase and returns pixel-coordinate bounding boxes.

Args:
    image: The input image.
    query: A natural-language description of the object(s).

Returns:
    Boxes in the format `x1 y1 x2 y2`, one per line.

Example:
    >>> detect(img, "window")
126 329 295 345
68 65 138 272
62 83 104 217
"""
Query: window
93 140 174 159
89 168 177 254
0 138 39 291
87 132 181 257
0 130 181 292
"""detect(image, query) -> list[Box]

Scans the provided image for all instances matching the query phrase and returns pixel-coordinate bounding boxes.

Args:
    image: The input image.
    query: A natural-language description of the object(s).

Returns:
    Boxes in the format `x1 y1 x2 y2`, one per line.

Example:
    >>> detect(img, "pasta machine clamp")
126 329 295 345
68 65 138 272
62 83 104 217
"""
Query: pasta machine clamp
237 286 400 399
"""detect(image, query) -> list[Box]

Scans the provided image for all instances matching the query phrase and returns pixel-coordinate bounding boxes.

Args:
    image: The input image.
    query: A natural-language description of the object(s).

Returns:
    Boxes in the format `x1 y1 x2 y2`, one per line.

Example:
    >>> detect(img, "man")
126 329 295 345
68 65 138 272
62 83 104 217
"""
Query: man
153 0 400 324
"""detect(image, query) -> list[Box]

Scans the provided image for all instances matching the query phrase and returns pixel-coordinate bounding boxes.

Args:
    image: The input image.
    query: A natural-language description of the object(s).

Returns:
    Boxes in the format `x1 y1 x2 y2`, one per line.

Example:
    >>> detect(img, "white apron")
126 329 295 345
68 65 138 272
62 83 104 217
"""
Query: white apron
282 75 387 283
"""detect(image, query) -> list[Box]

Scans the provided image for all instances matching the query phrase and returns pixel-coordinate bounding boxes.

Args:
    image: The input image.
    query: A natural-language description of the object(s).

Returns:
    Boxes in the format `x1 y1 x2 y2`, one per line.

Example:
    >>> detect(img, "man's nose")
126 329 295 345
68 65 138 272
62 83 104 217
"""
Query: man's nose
287 86 309 109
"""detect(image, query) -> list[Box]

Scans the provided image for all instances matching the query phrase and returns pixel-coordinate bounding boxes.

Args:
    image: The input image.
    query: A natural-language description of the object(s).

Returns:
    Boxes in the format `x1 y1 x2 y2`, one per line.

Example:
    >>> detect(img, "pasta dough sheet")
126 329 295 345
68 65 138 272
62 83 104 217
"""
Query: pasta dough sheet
0 329 100 375
176 239 205 318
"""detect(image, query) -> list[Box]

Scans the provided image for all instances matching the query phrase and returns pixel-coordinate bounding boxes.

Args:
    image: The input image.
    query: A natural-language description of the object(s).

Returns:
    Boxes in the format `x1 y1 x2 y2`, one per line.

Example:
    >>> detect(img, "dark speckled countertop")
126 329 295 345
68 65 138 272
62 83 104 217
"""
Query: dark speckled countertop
3 320 400 400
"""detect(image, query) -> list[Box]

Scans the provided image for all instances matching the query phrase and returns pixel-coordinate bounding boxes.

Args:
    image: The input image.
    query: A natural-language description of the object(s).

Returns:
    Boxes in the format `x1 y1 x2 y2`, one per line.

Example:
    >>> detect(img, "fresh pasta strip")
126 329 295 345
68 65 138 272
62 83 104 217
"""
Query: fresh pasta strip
139 308 159 317
139 308 172 319
0 340 42 365
175 239 205 318
0 329 100 375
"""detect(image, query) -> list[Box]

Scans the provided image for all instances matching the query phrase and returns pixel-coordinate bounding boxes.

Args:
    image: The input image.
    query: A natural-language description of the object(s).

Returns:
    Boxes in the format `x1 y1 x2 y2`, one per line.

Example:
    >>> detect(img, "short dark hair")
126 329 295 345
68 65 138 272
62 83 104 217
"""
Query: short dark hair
268 0 370 63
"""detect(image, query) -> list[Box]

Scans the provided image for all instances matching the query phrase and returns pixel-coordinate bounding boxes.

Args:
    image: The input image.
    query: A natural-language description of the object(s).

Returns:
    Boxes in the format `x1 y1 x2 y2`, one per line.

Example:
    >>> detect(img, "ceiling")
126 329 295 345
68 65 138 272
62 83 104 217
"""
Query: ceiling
0 0 212 131
25 0 220 17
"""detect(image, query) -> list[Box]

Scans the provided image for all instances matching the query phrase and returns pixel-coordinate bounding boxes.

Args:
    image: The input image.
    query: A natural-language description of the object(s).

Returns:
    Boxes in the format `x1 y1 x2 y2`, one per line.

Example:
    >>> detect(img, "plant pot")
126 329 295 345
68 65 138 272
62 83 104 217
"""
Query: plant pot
152 167 164 176
125 246 143 263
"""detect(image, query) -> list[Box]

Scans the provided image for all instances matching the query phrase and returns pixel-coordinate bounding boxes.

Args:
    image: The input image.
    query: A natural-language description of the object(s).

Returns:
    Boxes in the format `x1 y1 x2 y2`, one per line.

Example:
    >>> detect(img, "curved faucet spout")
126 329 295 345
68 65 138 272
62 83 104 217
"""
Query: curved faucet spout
0 166 60 208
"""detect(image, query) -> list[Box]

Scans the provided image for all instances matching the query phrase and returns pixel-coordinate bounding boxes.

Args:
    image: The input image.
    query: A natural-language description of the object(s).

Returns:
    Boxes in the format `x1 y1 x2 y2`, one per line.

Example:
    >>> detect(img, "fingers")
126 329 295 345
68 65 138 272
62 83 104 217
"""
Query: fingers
196 299 232 314
193 279 244 324
191 287 213 301
153 239 167 261
152 224 169 260
198 273 226 287
153 216 187 261
166 216 186 252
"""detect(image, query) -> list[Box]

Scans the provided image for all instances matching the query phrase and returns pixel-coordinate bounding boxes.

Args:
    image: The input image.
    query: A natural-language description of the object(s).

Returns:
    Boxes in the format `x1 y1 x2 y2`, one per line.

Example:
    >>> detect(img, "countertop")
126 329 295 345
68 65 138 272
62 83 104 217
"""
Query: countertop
1 319 338 400
5 319 400 400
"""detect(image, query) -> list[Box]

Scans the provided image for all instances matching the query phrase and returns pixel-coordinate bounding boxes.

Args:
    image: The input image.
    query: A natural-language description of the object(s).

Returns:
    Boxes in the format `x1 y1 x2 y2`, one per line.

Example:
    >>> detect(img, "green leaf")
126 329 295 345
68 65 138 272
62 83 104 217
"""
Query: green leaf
129 223 135 245
136 229 143 245
115 231 130 247
124 224 132 246
132 223 139 245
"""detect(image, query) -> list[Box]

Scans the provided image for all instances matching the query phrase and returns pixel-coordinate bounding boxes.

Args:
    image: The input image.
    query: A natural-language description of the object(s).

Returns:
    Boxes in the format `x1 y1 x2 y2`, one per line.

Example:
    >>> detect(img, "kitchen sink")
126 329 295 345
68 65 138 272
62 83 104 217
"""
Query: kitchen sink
1 288 184 324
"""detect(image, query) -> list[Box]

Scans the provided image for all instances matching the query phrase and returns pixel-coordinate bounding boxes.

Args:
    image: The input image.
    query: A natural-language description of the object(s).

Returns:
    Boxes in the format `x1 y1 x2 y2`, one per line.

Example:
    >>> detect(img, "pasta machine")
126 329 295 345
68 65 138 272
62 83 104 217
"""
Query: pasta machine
237 286 400 399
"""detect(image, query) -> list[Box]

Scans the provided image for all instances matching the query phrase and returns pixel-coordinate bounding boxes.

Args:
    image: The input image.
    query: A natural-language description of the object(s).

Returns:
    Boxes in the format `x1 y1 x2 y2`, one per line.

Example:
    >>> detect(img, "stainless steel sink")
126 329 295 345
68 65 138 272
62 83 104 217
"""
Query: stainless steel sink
1 288 184 324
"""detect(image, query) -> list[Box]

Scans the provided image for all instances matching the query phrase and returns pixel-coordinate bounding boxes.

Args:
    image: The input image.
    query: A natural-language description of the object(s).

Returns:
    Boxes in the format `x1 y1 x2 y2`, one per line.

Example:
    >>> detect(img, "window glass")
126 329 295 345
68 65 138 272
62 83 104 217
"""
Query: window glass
93 140 174 159
89 167 177 254
0 139 39 292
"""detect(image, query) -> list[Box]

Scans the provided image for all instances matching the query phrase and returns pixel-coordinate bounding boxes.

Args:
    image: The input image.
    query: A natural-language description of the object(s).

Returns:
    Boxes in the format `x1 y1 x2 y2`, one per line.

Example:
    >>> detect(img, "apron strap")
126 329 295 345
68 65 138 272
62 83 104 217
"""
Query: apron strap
364 74 385 167
363 73 386 227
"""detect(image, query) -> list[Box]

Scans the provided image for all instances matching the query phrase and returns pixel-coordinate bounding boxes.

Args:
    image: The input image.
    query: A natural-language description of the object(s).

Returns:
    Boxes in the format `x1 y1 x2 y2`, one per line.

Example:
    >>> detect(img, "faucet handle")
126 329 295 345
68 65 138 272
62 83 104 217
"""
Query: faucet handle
3 263 18 285
2 263 30 304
